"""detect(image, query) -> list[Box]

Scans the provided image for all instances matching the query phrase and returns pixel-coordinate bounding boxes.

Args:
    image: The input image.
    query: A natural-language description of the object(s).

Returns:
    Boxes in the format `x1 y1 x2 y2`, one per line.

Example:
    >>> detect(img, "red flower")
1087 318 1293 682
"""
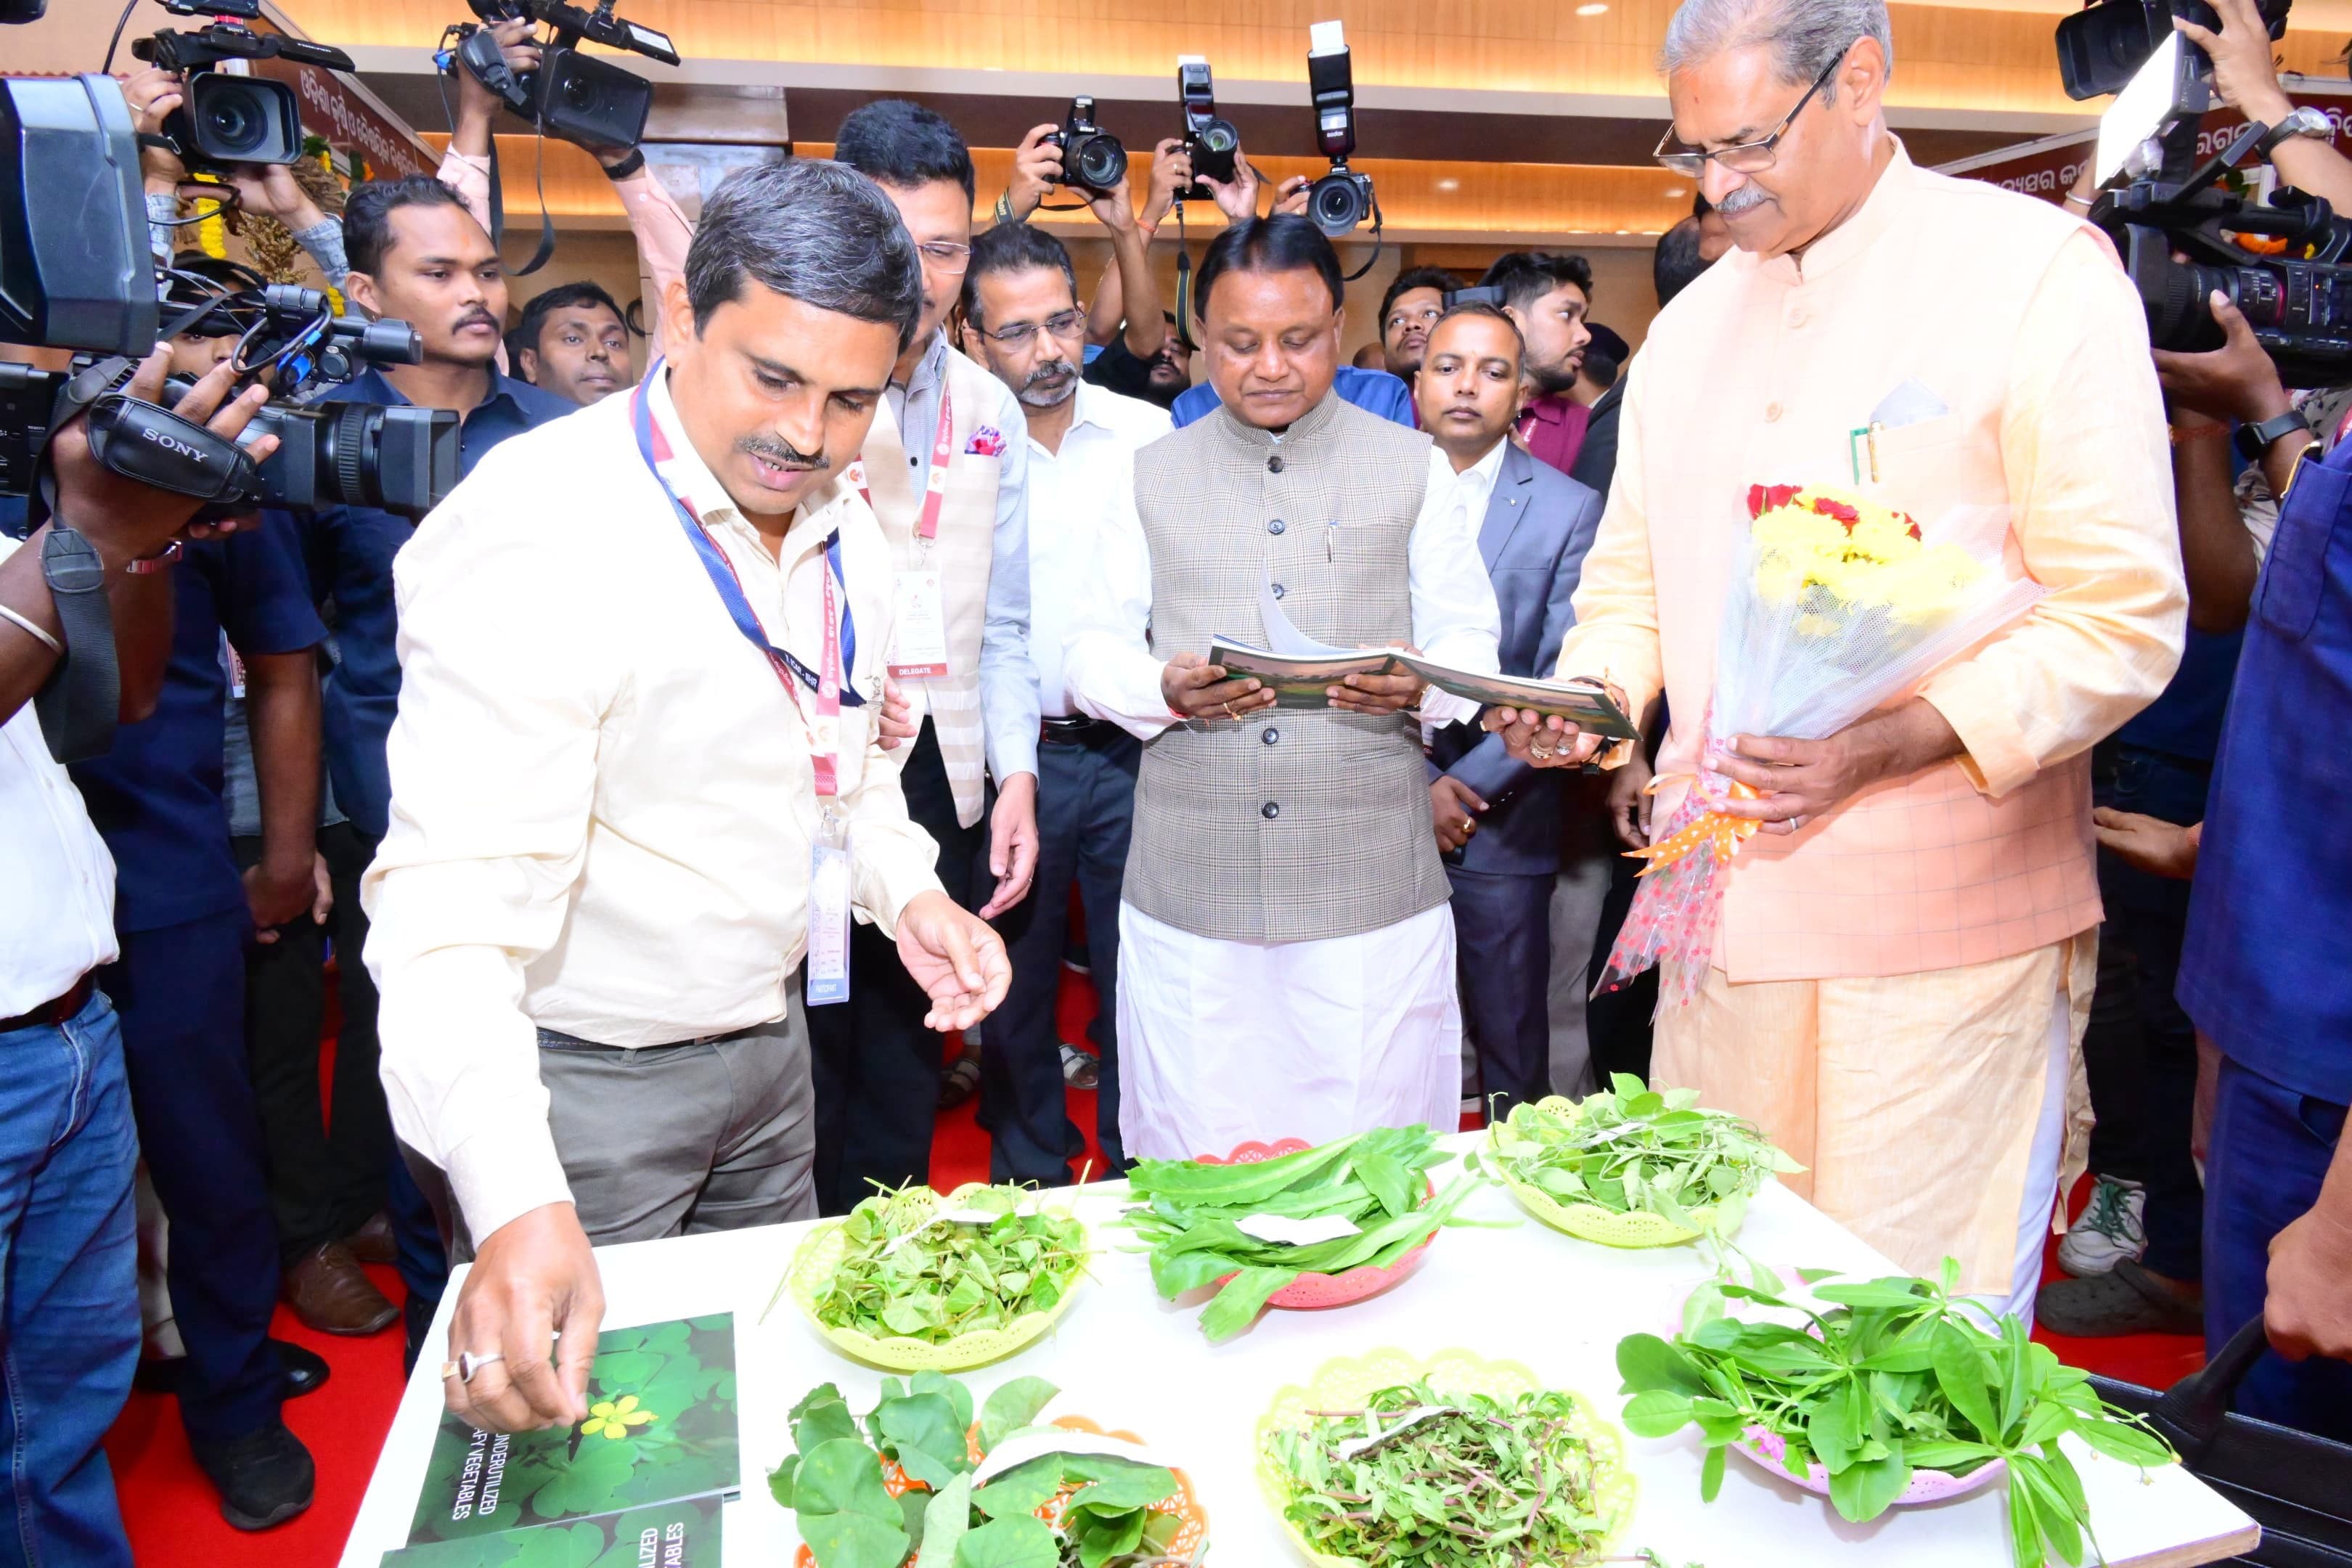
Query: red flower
1747 483 1802 518
1810 497 1861 528
1900 511 1923 540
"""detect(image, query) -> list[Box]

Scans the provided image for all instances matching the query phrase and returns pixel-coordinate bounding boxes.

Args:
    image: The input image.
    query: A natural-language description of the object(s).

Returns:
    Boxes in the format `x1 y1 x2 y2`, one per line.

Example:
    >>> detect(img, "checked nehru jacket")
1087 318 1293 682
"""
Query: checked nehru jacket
1124 393 1453 944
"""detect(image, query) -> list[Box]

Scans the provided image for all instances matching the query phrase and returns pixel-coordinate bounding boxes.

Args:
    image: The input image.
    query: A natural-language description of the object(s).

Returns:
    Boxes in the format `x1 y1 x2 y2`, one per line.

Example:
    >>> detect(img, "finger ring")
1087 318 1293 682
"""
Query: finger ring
1222 701 1240 722
1531 742 1553 760
1461 817 1474 833
442 1349 505 1383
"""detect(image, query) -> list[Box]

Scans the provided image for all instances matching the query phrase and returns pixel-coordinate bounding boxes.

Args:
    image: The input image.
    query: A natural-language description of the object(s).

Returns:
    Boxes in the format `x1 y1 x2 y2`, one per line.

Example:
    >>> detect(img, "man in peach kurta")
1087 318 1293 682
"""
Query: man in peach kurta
1488 0 2185 1317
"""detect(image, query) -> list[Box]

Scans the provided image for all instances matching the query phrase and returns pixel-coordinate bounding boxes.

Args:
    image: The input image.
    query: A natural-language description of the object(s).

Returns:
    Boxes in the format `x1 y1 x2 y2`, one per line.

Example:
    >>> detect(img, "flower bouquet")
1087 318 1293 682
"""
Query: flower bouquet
775 1372 1209 1568
1257 1347 1634 1567
1121 1126 1481 1342
774 1182 1091 1372
1479 1075 1803 1250
1615 1260 2175 1567
1601 485 2045 1005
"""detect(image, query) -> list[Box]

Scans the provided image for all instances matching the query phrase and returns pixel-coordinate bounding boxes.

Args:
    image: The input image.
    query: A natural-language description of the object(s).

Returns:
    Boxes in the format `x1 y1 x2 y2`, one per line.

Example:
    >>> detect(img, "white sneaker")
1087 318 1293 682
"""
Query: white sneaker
2057 1175 2147 1277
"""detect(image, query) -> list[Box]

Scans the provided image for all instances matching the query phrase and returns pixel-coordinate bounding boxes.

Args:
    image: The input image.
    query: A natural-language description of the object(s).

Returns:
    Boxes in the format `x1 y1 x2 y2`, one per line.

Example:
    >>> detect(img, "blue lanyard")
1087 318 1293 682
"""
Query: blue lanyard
630 364 861 706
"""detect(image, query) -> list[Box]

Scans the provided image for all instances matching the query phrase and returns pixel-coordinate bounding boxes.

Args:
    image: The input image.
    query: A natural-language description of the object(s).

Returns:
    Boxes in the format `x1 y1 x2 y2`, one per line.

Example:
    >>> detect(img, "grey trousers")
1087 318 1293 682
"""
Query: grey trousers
433 989 817 1262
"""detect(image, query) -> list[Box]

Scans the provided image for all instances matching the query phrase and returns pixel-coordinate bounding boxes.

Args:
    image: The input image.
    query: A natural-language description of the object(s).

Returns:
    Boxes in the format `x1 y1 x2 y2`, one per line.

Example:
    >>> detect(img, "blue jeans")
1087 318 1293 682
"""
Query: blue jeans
0 990 139 1567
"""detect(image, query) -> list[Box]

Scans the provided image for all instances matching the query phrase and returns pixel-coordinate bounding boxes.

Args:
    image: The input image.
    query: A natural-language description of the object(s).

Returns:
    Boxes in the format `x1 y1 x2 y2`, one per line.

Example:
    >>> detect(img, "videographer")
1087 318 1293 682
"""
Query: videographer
0 347 278 1563
122 66 350 289
2171 0 2352 216
296 170 573 1365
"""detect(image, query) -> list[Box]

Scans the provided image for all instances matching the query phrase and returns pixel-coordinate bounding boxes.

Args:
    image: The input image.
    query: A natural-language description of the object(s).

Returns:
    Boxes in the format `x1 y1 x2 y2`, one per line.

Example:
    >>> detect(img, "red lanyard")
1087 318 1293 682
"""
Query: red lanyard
854 386 954 542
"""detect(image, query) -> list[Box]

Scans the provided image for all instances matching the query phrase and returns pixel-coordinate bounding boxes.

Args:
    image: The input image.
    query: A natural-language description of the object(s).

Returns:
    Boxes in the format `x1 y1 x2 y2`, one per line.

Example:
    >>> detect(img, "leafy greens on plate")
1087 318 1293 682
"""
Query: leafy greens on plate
1121 1125 1478 1342
794 1183 1090 1346
1615 1259 2176 1568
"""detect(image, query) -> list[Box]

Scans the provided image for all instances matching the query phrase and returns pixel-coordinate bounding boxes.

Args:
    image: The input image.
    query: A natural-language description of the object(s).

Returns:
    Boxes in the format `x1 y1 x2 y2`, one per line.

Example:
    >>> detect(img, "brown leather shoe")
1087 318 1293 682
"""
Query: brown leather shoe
282 1242 397 1336
342 1212 396 1265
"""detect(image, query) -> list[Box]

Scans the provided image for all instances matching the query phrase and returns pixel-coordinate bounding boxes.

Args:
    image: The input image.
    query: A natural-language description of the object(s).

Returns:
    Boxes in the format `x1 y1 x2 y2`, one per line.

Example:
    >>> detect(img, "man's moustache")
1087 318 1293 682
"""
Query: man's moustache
1717 183 1771 216
738 438 828 470
1025 362 1074 389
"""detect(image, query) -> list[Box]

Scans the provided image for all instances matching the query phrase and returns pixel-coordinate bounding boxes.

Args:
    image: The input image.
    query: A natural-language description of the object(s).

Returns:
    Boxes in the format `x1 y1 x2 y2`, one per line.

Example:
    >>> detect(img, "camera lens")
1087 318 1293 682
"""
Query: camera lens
559 62 596 110
1309 173 1365 235
187 75 299 164
1074 133 1127 192
202 86 266 158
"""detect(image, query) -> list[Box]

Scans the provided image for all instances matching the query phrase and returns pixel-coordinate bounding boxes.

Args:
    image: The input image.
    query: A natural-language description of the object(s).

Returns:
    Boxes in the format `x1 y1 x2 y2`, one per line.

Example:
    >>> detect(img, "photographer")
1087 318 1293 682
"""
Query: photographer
435 17 694 365
295 171 573 1365
2172 0 2352 216
0 348 278 1562
1000 121 1172 386
123 66 349 288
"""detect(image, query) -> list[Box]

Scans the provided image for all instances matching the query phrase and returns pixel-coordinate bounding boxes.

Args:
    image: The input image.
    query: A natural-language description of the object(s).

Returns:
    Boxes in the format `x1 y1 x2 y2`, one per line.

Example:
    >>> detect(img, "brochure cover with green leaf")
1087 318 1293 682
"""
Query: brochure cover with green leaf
405 1314 739 1548
380 1495 722 1567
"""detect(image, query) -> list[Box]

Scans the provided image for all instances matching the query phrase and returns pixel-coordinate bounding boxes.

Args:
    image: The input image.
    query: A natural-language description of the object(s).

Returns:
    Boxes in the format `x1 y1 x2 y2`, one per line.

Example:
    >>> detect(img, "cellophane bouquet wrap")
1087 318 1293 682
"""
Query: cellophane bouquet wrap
1601 483 2046 1007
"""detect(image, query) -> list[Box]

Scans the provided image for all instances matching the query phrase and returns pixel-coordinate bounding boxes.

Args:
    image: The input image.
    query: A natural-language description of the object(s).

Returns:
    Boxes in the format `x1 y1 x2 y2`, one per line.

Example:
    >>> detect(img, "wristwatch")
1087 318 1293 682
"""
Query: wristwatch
2237 406 2314 461
2257 106 2334 160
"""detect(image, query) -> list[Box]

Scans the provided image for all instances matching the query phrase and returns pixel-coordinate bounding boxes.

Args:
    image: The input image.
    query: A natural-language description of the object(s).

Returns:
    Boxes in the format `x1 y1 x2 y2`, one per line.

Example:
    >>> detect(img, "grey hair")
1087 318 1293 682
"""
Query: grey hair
1659 0 1893 97
683 158 926 351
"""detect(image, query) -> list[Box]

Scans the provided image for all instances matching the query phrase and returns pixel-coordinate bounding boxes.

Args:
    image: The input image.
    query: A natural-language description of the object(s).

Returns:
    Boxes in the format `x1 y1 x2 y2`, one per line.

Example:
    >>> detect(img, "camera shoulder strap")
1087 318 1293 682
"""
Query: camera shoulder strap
484 130 559 278
31 522 118 766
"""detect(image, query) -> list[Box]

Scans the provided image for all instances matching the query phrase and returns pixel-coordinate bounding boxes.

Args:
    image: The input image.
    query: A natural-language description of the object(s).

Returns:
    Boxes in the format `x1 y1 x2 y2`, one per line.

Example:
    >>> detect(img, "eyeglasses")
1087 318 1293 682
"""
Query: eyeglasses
980 309 1086 349
1653 46 1849 178
917 240 973 272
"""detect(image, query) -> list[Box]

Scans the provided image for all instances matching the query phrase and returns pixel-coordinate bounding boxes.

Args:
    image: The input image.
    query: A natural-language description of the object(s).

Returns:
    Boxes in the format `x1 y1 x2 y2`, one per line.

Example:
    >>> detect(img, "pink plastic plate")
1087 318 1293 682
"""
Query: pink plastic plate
1197 1138 1436 1310
1731 1424 2008 1506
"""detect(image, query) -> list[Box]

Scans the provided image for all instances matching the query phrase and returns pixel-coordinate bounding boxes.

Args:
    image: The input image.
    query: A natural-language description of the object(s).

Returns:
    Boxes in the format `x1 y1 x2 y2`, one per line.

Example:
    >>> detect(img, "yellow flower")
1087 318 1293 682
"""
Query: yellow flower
580 1394 658 1440
1845 514 1920 565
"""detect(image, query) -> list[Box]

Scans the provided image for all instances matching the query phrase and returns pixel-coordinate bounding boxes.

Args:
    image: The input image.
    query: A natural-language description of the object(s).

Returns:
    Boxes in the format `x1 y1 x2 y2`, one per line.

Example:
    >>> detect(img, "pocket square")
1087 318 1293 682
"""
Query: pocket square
964 426 1008 457
1870 378 1949 431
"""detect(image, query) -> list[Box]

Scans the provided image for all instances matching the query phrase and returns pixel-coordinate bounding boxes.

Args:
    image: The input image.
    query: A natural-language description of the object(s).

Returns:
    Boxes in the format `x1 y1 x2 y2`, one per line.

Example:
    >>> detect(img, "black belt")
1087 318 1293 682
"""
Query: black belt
1040 714 1116 744
535 1022 762 1053
0 973 96 1034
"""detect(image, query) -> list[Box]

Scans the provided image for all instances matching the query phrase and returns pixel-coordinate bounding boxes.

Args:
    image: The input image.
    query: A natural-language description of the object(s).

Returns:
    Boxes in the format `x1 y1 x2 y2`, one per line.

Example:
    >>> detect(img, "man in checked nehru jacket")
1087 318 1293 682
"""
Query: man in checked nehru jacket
1063 215 1503 1162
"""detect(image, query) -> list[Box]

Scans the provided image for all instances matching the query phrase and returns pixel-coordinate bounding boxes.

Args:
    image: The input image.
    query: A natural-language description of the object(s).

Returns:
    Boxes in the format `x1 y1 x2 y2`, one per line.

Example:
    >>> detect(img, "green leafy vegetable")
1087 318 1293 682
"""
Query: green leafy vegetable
1120 1124 1480 1342
772 1373 1196 1568
1614 1260 2176 1568
802 1184 1090 1345
1486 1075 1803 1244
1262 1377 1626 1566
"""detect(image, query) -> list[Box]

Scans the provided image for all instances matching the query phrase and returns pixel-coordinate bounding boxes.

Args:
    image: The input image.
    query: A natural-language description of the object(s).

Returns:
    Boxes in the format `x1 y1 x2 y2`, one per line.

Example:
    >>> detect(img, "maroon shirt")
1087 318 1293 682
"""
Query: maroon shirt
1516 392 1591 474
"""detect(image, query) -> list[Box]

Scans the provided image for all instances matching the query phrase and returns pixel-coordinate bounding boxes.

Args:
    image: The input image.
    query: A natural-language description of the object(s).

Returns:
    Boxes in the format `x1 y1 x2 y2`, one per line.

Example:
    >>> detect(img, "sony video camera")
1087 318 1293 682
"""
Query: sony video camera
1175 58 1240 202
2078 20 2352 385
2057 0 2292 99
1048 96 1127 195
454 0 681 152
1304 21 1375 236
131 0 356 171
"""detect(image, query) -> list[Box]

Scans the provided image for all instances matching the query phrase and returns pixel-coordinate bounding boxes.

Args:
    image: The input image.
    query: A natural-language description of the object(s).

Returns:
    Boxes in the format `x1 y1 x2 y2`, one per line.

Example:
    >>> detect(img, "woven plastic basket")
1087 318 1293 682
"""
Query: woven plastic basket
1255 1347 1636 1568
785 1185 1090 1372
1197 1138 1435 1309
1485 1096 1744 1248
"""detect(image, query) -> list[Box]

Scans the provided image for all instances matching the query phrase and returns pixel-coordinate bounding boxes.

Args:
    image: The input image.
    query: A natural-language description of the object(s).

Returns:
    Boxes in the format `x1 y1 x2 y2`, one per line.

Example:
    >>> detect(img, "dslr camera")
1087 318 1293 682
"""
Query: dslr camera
1304 21 1375 236
1175 58 1240 202
1048 96 1127 195
131 0 358 171
0 75 457 517
2072 5 2352 385
452 0 681 152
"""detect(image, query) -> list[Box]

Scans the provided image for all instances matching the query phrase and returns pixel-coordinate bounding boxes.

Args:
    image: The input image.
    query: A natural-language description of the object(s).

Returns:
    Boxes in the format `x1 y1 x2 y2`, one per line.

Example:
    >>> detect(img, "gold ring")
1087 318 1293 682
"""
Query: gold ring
1460 817 1474 833
1530 742 1553 760
1222 701 1240 722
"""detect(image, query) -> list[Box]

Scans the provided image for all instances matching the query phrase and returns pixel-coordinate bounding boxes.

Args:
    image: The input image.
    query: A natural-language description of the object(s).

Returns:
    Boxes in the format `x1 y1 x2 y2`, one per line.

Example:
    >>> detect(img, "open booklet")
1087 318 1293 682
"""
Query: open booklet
1209 585 1637 736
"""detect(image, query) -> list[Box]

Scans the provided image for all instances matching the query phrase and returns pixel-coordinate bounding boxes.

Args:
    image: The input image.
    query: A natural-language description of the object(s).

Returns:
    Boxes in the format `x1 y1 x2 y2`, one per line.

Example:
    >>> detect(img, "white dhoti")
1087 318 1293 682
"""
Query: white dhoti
1114 900 1461 1162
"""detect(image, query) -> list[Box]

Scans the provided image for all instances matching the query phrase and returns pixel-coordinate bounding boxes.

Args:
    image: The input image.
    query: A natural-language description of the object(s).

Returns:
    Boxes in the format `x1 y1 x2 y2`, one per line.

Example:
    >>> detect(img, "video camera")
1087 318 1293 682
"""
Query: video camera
0 75 459 517
450 0 681 152
2075 14 2352 385
1304 21 1376 237
1175 58 1239 202
2057 0 2291 99
131 0 356 171
1047 96 1127 196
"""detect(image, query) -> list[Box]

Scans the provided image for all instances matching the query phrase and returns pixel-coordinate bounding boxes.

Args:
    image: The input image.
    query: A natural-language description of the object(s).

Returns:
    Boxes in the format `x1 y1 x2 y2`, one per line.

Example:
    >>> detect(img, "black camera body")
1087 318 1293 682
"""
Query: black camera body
458 0 679 152
1304 23 1376 236
131 18 356 170
1176 59 1239 203
2057 0 2292 98
1048 96 1127 195
0 76 155 356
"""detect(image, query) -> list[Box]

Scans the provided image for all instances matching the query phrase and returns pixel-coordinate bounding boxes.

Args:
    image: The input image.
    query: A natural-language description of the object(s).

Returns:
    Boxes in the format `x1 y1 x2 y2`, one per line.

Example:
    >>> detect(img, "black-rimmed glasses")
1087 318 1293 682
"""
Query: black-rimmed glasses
1653 47 1849 178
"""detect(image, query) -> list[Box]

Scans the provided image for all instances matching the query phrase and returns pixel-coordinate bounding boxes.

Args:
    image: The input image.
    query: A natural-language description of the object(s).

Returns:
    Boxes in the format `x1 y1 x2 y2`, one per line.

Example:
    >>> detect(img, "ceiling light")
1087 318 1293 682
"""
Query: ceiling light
1434 177 1460 192
1576 4 1609 15
1662 186 1687 197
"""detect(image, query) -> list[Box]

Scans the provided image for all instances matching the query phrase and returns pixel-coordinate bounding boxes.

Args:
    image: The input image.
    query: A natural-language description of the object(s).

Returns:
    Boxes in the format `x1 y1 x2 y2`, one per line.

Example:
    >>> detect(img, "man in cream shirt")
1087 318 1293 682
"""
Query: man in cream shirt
364 160 1010 1436
1487 0 2184 1319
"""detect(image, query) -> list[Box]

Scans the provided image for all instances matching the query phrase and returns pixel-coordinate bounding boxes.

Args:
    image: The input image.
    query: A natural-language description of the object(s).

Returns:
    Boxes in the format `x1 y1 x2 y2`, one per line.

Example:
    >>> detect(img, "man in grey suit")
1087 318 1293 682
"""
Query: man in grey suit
1417 305 1606 1115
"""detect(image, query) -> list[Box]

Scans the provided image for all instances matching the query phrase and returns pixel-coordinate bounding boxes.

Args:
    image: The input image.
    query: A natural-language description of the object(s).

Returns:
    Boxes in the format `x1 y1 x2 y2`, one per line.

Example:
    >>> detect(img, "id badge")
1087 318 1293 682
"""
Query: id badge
886 568 951 679
806 813 852 1007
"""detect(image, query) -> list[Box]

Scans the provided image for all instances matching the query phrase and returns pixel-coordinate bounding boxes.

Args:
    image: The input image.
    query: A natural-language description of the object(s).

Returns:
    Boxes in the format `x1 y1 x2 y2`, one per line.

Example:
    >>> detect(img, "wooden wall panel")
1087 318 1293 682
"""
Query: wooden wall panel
285 0 2350 117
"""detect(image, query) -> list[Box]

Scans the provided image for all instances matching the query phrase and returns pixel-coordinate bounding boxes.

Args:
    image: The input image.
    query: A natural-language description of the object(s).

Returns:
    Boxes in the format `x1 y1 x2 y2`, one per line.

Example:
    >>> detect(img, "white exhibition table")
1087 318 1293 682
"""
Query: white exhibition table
341 1135 2260 1568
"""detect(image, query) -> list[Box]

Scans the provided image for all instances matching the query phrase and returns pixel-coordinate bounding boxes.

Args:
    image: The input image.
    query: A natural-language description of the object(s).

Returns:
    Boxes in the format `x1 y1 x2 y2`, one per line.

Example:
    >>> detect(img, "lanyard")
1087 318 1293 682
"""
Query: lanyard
851 384 955 542
630 364 861 797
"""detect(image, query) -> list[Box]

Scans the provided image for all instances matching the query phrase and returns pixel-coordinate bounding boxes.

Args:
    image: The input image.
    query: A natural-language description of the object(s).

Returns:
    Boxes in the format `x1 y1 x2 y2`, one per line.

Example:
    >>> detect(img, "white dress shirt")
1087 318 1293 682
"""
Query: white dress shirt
1064 441 1503 737
1024 382 1174 716
362 373 944 1243
886 330 1041 780
1432 434 1509 539
0 539 118 1018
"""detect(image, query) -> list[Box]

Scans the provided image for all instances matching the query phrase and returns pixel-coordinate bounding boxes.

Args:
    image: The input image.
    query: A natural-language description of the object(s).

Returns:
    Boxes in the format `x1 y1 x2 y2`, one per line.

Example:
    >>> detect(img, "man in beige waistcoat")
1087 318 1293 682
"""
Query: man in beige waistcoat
1487 0 2186 1318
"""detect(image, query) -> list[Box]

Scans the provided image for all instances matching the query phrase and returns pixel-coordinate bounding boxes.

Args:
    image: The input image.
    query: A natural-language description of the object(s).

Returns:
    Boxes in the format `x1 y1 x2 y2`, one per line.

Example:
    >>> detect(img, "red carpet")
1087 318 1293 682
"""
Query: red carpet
107 965 2205 1565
